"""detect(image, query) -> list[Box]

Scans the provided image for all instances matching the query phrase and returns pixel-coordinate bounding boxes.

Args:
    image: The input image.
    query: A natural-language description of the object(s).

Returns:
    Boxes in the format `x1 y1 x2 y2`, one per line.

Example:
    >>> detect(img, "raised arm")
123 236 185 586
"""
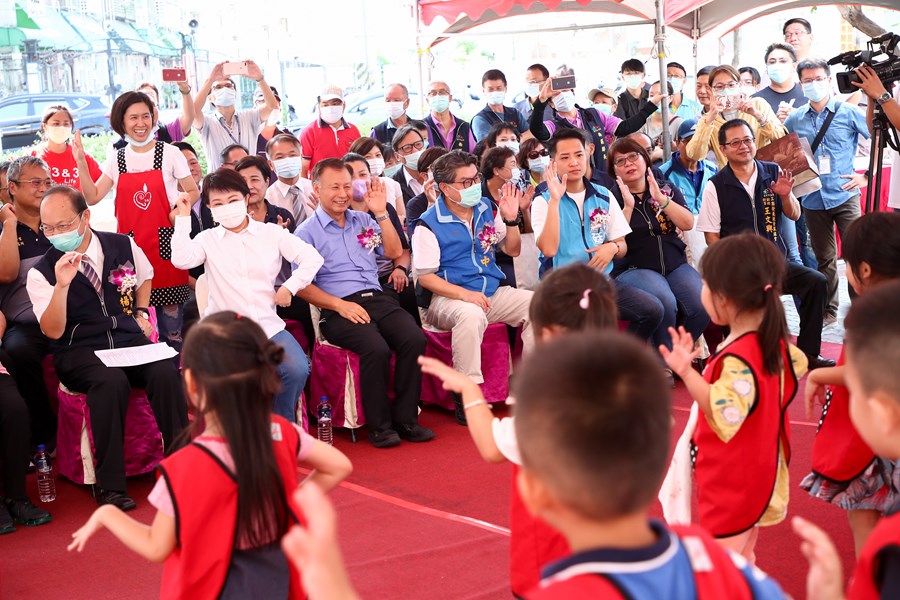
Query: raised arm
534 161 567 257
193 62 225 131
176 80 195 137
0 204 19 283
170 196 208 270
72 131 113 205
245 60 278 122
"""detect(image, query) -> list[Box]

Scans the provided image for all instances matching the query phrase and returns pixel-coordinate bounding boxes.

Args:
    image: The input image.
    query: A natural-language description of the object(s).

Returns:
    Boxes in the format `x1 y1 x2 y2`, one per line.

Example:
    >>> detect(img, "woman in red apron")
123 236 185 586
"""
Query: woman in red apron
74 91 200 350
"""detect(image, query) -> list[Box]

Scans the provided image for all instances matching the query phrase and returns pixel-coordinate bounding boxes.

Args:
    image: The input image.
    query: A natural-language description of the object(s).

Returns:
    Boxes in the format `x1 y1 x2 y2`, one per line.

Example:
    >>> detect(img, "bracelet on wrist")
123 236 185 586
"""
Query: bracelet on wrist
463 399 489 411
393 265 409 275
659 198 671 210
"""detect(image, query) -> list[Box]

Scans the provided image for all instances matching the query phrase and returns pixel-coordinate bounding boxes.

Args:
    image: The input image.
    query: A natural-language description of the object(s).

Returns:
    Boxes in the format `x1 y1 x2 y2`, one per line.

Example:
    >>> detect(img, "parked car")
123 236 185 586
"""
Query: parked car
0 93 110 152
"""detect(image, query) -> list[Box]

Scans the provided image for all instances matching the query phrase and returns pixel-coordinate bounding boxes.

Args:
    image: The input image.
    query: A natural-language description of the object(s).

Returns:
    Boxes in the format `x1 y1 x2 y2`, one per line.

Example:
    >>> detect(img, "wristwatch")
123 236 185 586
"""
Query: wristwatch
877 92 893 106
374 213 389 223
135 308 150 320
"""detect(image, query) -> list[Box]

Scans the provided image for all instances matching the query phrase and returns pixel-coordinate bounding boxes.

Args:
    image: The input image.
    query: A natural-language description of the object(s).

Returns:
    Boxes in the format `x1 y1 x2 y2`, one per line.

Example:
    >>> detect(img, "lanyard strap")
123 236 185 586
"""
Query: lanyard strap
217 114 241 145
810 103 839 154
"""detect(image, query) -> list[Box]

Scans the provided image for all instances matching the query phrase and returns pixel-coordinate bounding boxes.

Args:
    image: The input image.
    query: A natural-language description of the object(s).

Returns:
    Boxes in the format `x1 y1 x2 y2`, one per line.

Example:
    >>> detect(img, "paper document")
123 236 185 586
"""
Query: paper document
95 344 178 368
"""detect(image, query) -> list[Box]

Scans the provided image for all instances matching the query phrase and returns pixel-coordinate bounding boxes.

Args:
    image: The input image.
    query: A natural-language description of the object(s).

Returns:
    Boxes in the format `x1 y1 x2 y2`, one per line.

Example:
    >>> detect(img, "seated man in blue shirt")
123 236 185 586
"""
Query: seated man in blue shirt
784 58 869 326
295 159 433 448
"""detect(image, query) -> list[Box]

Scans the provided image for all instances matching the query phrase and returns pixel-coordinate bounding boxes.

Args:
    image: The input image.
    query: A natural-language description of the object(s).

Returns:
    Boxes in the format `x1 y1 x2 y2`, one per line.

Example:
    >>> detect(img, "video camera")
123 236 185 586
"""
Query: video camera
829 32 900 94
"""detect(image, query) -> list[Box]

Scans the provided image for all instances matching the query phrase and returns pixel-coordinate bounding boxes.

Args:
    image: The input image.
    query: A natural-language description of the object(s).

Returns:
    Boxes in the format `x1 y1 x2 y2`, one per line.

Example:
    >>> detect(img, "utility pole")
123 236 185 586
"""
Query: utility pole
106 37 117 103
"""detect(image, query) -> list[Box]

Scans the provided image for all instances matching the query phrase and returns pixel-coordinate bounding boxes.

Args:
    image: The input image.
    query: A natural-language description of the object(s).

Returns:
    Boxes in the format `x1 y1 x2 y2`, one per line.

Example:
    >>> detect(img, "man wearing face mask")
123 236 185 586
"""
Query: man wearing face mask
265 133 316 226
784 58 869 326
615 59 650 120
753 43 808 123
472 69 531 142
515 63 554 123
412 150 534 425
371 83 411 145
300 86 361 179
530 72 662 188
423 81 476 153
391 122 431 207
193 61 278 172
667 62 703 120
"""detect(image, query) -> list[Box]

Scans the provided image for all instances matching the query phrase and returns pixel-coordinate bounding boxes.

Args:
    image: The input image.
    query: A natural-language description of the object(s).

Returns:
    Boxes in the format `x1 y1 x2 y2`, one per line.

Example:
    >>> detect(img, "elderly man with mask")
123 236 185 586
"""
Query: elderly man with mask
423 81 476 153
192 60 278 171
371 83 412 145
300 86 361 179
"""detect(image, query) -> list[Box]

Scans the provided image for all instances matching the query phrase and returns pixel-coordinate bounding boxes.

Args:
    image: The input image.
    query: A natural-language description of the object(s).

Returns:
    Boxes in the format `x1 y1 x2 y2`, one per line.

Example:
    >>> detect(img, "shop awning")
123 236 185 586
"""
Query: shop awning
14 3 85 51
58 10 108 53
106 18 154 55
141 27 182 58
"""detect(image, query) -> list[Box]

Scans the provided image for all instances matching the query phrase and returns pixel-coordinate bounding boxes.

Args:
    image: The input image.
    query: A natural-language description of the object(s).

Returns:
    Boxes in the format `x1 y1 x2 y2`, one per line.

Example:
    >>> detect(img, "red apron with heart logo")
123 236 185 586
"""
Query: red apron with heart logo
114 142 188 306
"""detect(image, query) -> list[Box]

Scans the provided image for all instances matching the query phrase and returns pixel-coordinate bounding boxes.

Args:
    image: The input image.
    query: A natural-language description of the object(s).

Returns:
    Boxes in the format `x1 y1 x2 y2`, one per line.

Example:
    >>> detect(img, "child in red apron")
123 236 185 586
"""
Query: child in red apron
419 263 619 597
32 104 102 190
660 234 807 563
801 212 900 556
67 311 352 600
73 91 201 350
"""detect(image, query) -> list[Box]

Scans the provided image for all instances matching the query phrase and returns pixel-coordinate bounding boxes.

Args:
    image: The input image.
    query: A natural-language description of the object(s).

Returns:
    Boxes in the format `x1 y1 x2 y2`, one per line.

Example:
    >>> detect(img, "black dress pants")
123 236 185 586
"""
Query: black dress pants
320 291 426 434
53 347 189 492
0 367 30 500
2 322 55 447
783 262 827 358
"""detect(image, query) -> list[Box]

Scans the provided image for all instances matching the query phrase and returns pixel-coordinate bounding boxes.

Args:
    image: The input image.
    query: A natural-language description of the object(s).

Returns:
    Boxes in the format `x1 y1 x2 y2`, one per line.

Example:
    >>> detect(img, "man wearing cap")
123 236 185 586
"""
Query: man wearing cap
658 119 718 265
371 83 412 145
299 86 362 179
587 87 617 116
471 69 530 142
192 60 279 171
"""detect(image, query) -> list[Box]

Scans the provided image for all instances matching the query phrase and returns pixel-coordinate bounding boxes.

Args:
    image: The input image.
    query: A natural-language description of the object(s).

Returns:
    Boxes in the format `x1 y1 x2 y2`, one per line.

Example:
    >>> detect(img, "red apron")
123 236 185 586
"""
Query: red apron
114 142 188 306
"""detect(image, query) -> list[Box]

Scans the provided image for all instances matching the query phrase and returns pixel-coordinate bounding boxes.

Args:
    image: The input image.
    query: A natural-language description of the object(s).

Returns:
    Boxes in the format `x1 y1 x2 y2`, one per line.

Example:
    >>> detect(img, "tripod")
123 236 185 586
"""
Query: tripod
866 103 900 213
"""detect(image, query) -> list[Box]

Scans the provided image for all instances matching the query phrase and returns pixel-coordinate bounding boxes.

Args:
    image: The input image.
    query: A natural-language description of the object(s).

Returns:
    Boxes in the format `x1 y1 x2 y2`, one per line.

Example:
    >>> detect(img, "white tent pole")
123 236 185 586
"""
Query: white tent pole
414 0 427 120
655 0 672 162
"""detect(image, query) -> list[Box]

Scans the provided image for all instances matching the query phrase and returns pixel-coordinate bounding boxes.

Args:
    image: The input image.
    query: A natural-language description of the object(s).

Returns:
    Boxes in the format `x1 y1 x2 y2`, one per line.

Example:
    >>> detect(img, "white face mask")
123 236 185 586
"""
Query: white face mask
553 91 575 113
525 83 541 98
214 87 237 107
273 156 302 179
386 101 405 119
741 85 757 97
766 63 793 84
45 125 72 144
486 91 506 106
320 105 343 124
496 140 520 155
507 167 522 182
668 77 685 94
528 155 550 173
367 157 385 177
211 200 248 229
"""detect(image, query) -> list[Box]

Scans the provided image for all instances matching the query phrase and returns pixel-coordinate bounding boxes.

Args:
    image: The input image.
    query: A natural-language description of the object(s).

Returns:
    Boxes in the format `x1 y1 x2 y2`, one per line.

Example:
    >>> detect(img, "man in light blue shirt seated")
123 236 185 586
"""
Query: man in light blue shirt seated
784 57 870 325
295 159 433 448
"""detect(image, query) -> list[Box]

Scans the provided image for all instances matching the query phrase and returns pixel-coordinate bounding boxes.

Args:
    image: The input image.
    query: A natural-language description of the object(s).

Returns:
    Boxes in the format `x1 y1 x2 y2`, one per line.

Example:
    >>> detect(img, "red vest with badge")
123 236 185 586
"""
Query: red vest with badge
849 512 900 599
811 347 876 483
693 333 797 538
157 416 305 600
525 524 755 599
114 141 188 306
510 465 570 596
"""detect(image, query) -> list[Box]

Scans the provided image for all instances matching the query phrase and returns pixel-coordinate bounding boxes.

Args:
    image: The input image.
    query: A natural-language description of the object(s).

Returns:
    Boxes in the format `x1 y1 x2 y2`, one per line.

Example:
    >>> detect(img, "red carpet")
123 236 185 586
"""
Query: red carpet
0 341 858 599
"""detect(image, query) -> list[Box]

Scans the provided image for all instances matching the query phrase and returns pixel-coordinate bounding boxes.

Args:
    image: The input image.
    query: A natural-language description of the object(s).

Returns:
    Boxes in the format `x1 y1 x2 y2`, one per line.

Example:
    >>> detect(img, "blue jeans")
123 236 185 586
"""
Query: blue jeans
614 280 664 342
156 303 184 355
615 263 708 350
271 329 310 423
779 214 802 265
796 210 818 269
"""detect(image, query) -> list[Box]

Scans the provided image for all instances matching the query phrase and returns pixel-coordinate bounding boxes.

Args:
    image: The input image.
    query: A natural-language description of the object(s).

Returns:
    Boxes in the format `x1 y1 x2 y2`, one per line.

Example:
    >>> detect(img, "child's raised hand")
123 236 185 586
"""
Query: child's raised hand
659 326 700 379
67 509 105 552
804 373 825 419
418 356 478 394
792 516 845 600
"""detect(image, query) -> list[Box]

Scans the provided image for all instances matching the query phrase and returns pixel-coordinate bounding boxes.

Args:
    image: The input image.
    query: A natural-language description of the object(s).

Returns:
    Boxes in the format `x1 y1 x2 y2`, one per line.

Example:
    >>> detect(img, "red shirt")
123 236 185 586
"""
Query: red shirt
299 118 361 173
33 145 102 191
850 512 900 599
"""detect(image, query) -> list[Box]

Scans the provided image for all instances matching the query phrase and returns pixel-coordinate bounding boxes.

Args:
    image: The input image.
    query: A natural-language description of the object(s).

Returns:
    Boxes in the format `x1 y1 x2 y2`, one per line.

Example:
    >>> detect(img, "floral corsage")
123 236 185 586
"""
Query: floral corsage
108 262 137 315
477 224 501 253
357 227 382 254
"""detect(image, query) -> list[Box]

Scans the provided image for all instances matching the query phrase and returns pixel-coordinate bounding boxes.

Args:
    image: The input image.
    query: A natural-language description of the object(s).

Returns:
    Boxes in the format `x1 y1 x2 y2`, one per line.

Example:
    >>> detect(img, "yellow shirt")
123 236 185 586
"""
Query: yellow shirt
705 344 808 526
685 98 787 168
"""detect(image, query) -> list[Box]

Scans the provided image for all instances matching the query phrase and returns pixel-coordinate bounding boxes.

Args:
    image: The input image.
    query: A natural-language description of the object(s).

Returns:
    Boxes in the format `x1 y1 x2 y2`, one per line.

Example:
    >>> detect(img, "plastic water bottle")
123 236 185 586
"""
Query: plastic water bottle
317 396 333 446
35 445 56 502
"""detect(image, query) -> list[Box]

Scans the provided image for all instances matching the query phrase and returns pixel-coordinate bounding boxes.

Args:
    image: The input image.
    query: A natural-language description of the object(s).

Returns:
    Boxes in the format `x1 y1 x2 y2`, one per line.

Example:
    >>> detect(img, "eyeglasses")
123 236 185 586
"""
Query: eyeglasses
426 91 450 97
799 76 829 85
527 149 549 159
711 81 739 92
11 178 54 189
40 213 82 235
723 137 755 149
613 152 641 168
784 30 809 39
449 174 483 189
397 139 425 154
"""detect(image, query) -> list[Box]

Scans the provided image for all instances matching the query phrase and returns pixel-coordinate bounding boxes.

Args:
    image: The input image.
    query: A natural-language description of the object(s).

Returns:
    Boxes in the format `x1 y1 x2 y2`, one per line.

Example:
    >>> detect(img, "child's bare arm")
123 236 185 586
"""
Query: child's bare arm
301 440 353 493
68 505 176 563
418 356 506 463
805 365 846 418
660 326 712 416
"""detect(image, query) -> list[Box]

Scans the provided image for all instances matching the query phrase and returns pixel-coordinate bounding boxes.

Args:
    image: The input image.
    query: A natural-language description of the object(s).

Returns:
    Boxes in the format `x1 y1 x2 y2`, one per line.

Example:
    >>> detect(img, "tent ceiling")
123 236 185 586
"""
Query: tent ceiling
419 0 900 43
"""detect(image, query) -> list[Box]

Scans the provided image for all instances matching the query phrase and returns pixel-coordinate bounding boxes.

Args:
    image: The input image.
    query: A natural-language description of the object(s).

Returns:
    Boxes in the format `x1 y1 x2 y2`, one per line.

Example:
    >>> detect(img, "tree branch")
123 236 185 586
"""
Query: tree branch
837 5 887 38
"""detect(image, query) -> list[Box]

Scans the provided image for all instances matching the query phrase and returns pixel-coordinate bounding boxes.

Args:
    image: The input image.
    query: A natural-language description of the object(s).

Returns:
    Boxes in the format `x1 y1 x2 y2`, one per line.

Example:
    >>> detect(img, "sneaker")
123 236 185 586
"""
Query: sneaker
395 423 435 443
5 498 51 527
0 500 15 534
823 313 838 328
367 428 402 449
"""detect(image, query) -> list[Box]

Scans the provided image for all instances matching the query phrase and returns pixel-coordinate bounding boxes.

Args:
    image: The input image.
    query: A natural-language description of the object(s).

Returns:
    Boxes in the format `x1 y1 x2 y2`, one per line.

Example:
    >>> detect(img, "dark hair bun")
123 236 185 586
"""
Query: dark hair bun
260 342 285 367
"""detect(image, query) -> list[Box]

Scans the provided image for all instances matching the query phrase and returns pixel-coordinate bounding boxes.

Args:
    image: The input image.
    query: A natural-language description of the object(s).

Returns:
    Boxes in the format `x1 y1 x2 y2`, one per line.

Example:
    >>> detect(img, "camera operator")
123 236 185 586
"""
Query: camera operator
853 64 900 211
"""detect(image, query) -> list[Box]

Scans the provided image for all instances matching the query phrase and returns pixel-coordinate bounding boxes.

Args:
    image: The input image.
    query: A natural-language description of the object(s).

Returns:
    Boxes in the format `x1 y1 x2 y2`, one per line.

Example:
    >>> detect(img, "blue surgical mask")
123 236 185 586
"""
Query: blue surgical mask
766 63 793 84
47 215 85 252
273 156 302 179
124 124 159 148
802 80 830 103
553 91 575 113
624 75 643 90
404 147 427 171
455 184 482 208
429 95 450 113
486 91 506 106
593 103 613 115
528 156 550 173
668 77 685 94
384 163 402 178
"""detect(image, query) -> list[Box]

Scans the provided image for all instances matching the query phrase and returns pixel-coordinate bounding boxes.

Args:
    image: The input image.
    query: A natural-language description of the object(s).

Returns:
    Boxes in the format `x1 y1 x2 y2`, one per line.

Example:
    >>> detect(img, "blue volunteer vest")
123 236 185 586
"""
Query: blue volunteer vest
418 196 506 296
540 179 614 274
658 153 718 215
